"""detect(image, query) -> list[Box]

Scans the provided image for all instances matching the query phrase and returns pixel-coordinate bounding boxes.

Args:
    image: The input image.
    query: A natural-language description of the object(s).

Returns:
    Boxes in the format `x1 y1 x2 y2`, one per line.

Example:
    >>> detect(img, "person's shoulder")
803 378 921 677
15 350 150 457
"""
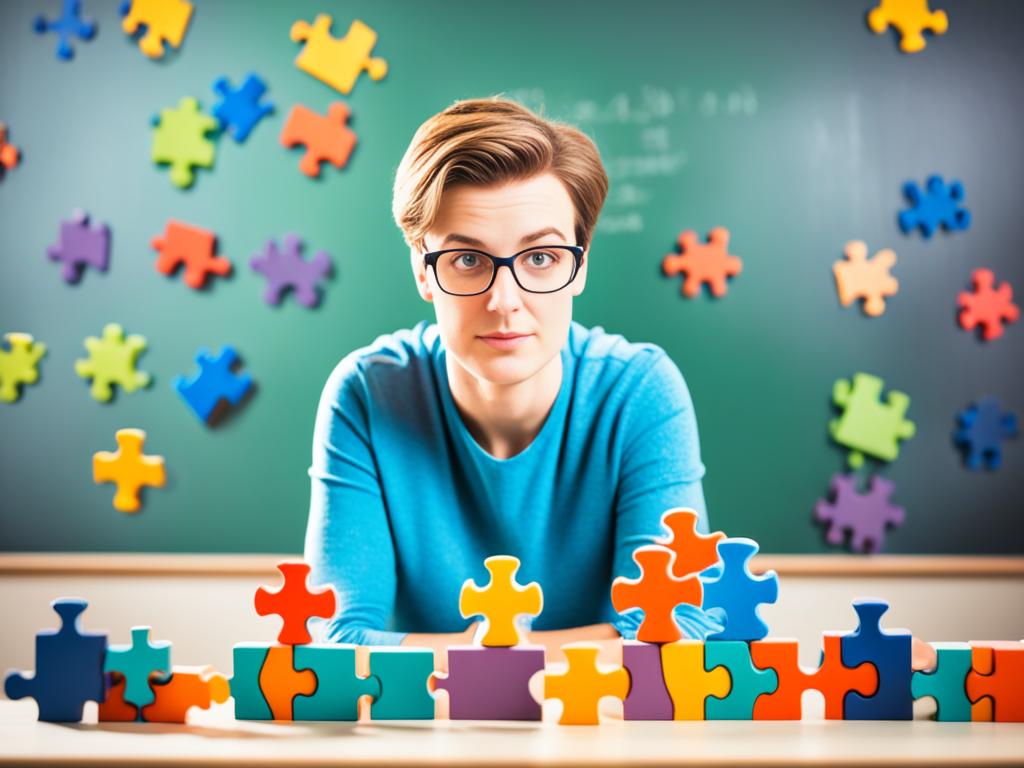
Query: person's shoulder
568 321 676 382
321 320 439 400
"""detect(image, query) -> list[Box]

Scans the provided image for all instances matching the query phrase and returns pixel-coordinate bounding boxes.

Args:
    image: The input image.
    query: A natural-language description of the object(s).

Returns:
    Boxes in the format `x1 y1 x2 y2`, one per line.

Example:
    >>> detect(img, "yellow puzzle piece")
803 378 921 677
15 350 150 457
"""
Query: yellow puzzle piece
122 0 194 59
93 428 166 513
866 0 948 54
544 643 629 725
459 555 543 647
661 640 731 720
290 16 388 95
833 240 899 317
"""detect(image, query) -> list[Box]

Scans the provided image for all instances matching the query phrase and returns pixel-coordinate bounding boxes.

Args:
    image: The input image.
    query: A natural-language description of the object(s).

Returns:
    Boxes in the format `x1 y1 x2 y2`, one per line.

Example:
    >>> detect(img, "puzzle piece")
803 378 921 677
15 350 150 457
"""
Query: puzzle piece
212 73 274 143
33 0 96 60
46 209 110 284
93 428 166 512
142 666 230 723
622 640 673 720
152 97 217 188
544 643 629 725
830 372 916 468
0 333 46 403
369 647 435 720
3 598 107 722
280 103 357 178
966 641 1024 722
250 234 333 308
104 626 171 708
841 598 913 720
460 555 543 647
662 227 742 298
911 642 972 721
75 323 150 402
611 546 703 643
833 241 899 317
430 645 545 720
230 643 272 720
954 397 1017 470
290 16 388 95
814 473 905 553
98 673 140 721
654 507 725 578
152 220 232 289
172 346 253 423
701 538 778 641
704 640 778 720
260 645 316 721
660 640 731 720
121 0 193 59
255 562 337 645
0 122 21 178
867 0 948 53
898 175 969 237
958 268 1019 342
294 644 380 721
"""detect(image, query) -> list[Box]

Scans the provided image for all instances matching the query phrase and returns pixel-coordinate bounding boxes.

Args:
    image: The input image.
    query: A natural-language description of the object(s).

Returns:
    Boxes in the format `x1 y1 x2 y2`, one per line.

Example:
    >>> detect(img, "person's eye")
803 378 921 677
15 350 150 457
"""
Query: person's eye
450 252 483 269
527 250 558 267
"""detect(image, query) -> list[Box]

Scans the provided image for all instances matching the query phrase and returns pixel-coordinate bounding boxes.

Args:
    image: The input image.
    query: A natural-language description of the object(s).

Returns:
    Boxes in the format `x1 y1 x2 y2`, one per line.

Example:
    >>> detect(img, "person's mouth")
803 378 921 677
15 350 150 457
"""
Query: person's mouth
478 332 532 350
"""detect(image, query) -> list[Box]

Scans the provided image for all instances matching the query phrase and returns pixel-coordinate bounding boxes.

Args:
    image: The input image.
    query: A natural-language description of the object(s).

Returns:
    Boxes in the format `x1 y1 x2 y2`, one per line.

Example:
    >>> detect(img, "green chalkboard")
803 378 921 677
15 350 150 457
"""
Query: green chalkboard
1 0 1021 554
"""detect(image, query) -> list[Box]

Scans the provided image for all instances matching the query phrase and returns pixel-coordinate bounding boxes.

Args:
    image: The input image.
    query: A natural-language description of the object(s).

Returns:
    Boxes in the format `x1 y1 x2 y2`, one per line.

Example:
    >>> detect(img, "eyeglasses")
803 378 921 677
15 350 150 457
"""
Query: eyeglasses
422 245 584 296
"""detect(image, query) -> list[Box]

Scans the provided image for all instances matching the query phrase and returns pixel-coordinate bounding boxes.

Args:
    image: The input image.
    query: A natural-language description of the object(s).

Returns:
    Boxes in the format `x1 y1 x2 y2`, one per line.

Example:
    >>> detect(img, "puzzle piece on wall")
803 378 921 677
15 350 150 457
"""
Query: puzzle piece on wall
250 234 333 308
701 538 778 641
0 333 46 403
815 473 904 553
958 269 1019 342
544 643 629 725
93 428 166 512
430 646 544 720
611 545 702 643
121 0 193 59
830 372 915 468
212 73 274 142
460 555 543 647
0 122 20 178
898 175 969 237
911 642 972 721
954 397 1017 470
173 346 253 424
290 16 388 94
34 0 96 60
104 626 171 709
833 241 899 317
75 323 150 402
142 666 230 723
866 0 948 53
662 227 742 298
255 562 337 645
293 644 380 721
280 103 356 178
46 209 110 284
152 220 232 289
152 97 217 189
841 598 913 720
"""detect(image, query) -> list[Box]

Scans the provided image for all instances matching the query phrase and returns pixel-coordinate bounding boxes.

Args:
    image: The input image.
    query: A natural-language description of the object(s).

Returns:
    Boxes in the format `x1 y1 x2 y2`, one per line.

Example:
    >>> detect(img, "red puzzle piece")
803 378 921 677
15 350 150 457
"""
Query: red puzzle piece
662 227 742 298
655 507 725 579
152 220 232 289
611 546 702 643
279 103 356 178
966 640 1024 722
958 268 1019 341
254 562 337 645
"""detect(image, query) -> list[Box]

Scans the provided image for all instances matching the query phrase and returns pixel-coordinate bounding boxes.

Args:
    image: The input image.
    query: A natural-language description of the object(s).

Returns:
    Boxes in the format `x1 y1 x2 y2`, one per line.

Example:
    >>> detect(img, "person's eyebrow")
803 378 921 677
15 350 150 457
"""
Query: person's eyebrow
439 226 568 249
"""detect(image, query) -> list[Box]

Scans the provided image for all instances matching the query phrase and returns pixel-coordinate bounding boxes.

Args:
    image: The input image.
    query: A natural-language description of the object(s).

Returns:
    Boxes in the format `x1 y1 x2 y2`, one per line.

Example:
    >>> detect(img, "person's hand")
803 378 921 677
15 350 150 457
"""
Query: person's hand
912 636 936 671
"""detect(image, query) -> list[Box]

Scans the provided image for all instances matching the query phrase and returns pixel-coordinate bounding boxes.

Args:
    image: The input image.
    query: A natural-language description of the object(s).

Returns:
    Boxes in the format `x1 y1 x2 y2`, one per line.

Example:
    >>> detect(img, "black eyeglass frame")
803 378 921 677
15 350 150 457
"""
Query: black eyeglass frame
422 245 585 296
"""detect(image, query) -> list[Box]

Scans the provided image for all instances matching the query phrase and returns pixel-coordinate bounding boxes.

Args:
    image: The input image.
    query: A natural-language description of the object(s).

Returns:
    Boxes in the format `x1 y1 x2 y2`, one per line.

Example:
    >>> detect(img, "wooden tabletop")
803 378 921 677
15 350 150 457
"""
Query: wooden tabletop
1 701 1023 767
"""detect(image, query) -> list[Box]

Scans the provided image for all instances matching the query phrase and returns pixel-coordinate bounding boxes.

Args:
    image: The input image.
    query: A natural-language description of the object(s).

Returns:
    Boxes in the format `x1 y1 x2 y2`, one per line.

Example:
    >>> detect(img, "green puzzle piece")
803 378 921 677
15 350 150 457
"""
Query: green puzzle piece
704 640 778 719
230 643 272 720
369 647 435 720
75 323 150 402
911 642 972 721
829 372 915 468
103 626 171 708
0 332 46 402
293 644 380 721
152 96 217 188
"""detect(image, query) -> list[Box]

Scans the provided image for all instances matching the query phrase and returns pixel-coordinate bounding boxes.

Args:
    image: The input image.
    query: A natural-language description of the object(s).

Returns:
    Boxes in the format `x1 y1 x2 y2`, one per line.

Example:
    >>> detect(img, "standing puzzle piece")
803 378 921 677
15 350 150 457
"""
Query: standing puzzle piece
966 641 1024 722
911 642 972 721
704 640 778 720
4 598 107 722
142 666 230 723
33 0 96 60
280 103 357 178
898 175 969 237
701 538 778 641
958 268 1019 342
460 555 543 647
152 97 217 188
0 333 46 403
815 473 905 553
255 562 337 645
212 73 274 143
152 220 231 289
290 16 388 95
622 640 673 720
75 323 150 402
431 646 545 720
46 209 110 284
93 428 166 512
293 644 380 721
841 598 913 720
867 0 948 53
173 346 253 423
99 673 140 721
260 645 316 720
954 397 1017 470
833 241 899 317
660 640 731 720
655 507 725 578
369 647 435 720
0 122 20 178
611 546 702 643
251 234 333 308
121 0 193 59
544 643 629 725
230 643 272 720
830 372 916 468
662 227 742 298
104 626 171 709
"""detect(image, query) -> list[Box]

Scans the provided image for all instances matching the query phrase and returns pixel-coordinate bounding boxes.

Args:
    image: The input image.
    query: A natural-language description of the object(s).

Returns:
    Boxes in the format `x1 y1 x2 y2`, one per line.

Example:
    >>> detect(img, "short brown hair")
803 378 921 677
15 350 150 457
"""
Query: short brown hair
392 97 609 252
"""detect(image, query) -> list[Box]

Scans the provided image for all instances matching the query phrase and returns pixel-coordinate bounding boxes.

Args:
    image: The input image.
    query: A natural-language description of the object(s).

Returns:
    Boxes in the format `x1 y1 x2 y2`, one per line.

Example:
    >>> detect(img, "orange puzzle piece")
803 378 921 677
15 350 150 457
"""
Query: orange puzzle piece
966 641 1024 722
259 645 317 721
866 0 948 54
660 640 730 720
544 643 629 725
98 673 140 721
655 508 725 579
611 545 702 643
280 103 357 178
92 428 166 513
0 122 20 175
833 240 899 317
152 220 232 289
662 227 742 298
255 562 337 645
142 665 230 723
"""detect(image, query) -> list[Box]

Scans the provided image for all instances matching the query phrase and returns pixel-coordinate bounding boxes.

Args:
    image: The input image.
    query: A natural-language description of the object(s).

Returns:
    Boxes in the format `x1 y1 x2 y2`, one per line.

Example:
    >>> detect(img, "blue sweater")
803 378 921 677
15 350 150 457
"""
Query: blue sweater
304 320 716 645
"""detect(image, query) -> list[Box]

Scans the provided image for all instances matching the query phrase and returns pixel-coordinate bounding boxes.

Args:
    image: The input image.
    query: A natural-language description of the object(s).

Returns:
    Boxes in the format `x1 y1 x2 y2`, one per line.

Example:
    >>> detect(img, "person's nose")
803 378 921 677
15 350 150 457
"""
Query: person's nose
486 264 524 313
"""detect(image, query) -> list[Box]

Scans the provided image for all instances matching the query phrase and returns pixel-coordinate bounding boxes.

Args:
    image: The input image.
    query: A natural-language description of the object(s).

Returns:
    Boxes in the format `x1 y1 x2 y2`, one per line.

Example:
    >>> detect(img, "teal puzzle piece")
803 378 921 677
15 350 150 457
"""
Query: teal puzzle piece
293 644 380 721
230 643 272 720
911 642 972 722
103 626 170 708
369 647 435 720
704 640 778 719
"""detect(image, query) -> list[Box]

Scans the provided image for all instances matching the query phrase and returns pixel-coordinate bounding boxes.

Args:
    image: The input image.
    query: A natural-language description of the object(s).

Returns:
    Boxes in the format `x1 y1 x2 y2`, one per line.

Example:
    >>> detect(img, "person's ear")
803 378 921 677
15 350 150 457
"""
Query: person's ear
570 248 588 296
410 244 434 303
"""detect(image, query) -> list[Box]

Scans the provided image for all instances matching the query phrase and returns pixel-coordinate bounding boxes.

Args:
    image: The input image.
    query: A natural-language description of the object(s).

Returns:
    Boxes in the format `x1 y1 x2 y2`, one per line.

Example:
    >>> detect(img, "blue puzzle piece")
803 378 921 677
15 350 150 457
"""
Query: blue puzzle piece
954 397 1018 470
369 648 435 720
212 73 274 143
103 626 171 708
172 346 253 423
3 598 107 721
840 598 913 720
898 175 970 238
911 642 972 721
230 643 273 720
33 0 96 60
293 644 381 721
701 538 778 641
704 640 778 719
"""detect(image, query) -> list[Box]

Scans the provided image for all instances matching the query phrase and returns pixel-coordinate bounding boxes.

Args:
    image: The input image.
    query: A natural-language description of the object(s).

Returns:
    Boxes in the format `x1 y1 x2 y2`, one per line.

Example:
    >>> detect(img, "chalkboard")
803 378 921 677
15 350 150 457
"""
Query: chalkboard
1 0 1021 554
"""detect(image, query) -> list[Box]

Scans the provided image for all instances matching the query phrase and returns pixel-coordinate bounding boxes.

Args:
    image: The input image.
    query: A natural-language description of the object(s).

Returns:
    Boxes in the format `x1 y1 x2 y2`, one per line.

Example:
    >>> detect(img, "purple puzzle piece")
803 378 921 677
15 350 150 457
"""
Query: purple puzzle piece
431 645 544 720
622 640 673 720
250 234 332 308
46 209 110 284
815 474 904 554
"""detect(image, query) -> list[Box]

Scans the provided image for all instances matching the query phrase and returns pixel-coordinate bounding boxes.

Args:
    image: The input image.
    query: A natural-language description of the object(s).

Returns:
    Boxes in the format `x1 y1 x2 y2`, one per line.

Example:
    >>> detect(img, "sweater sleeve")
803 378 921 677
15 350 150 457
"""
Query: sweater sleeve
303 358 408 646
609 350 723 640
